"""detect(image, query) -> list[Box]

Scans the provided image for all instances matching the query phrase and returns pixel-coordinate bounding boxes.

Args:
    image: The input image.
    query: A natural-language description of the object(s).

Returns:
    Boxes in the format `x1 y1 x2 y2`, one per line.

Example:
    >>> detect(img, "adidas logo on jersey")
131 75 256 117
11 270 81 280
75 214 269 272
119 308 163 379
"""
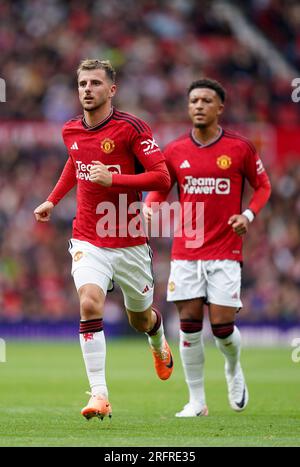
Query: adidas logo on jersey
180 160 191 169
71 142 79 150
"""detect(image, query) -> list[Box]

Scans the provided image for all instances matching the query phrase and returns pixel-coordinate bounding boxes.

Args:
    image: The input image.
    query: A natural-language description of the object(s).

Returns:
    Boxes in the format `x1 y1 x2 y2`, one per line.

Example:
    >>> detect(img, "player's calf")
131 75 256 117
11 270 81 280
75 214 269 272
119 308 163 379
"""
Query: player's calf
128 306 174 380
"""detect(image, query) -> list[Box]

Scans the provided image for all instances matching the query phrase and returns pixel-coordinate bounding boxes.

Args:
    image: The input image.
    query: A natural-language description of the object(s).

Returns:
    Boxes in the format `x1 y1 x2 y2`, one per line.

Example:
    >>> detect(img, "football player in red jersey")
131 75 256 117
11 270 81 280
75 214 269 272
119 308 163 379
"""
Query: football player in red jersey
34 60 173 421
145 78 271 417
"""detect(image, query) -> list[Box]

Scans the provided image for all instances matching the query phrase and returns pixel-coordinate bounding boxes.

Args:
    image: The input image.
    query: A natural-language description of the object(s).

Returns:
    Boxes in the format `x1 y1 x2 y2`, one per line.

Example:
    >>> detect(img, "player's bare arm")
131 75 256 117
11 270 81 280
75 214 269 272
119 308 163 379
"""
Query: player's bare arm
228 214 250 236
34 201 54 222
89 160 112 187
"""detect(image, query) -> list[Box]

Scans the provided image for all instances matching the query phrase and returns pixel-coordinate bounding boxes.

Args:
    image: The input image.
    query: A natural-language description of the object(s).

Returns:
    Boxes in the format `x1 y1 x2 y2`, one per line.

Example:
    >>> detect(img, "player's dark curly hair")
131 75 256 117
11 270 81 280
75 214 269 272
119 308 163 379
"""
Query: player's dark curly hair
188 78 226 102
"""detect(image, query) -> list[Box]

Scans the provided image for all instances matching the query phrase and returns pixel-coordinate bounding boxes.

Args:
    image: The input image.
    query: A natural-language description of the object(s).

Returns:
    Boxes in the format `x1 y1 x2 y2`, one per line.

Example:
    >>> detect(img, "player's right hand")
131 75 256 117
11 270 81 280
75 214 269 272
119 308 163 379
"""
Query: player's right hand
228 214 249 236
34 201 54 222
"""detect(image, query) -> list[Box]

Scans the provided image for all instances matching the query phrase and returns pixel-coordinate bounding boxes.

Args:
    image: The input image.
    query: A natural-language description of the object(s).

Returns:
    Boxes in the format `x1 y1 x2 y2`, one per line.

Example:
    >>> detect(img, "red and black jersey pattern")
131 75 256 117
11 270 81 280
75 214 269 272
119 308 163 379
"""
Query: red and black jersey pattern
47 107 170 248
145 127 271 261
112 109 151 134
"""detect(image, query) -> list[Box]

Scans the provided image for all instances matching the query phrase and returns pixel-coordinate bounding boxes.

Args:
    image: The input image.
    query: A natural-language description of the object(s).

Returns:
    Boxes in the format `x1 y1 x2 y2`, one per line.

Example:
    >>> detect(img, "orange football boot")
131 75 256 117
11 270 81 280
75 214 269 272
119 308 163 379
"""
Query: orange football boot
81 392 112 421
151 338 174 380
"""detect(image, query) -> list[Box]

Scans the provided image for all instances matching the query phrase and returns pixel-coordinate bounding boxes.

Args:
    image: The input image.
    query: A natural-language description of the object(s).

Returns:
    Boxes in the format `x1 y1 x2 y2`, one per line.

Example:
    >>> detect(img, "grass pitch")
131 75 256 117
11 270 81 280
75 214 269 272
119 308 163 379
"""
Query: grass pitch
0 339 299 447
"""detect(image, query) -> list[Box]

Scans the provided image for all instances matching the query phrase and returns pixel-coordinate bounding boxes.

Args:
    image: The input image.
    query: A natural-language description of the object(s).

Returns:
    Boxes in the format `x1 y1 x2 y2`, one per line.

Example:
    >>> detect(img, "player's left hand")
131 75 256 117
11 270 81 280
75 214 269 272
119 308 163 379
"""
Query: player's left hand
89 161 112 187
228 214 249 236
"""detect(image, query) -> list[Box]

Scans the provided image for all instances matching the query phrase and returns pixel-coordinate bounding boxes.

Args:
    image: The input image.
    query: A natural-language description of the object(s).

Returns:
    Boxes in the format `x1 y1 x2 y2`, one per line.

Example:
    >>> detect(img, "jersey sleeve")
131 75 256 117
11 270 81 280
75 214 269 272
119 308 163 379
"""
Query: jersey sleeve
144 144 177 207
111 123 171 191
47 156 77 206
243 144 271 216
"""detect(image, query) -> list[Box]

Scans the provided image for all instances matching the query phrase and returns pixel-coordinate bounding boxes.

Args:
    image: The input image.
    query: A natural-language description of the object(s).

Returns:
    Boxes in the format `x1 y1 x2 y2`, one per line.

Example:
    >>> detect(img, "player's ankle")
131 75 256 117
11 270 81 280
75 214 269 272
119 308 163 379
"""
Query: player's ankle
91 385 108 398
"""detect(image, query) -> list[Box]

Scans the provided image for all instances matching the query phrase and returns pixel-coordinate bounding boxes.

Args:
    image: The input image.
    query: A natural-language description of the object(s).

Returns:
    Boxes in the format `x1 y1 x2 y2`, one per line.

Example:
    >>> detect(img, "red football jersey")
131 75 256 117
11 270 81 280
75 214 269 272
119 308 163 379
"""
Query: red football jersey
48 108 170 248
146 128 271 261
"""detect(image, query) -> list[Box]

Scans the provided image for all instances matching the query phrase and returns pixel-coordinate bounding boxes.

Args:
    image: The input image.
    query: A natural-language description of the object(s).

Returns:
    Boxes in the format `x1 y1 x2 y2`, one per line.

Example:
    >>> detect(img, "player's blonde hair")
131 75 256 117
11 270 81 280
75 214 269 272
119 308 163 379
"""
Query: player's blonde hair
77 59 116 83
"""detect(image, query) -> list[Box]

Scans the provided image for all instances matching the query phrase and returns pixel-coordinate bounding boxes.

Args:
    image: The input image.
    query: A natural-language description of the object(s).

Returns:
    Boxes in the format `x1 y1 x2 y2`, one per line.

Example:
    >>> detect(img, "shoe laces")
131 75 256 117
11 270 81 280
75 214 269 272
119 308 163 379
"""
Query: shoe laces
153 346 169 361
183 402 193 411
229 370 244 398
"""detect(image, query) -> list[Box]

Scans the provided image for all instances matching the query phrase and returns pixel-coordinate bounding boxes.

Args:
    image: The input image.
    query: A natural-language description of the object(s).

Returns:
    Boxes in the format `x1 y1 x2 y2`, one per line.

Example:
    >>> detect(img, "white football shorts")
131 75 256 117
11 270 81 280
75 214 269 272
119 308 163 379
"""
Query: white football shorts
167 259 242 308
68 239 154 312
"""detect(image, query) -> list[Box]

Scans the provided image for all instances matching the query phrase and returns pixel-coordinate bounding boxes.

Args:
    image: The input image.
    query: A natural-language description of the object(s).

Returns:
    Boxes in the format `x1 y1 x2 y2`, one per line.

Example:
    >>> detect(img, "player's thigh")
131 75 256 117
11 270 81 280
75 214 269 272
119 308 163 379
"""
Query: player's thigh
69 238 113 295
113 244 154 313
174 298 205 321
206 260 242 311
167 260 206 302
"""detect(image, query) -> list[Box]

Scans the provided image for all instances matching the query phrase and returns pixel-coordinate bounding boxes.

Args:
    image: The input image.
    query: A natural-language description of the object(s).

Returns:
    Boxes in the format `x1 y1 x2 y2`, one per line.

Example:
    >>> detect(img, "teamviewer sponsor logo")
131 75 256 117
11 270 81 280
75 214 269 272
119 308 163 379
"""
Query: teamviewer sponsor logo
76 161 93 180
75 160 121 180
215 178 230 194
106 165 121 174
182 176 230 195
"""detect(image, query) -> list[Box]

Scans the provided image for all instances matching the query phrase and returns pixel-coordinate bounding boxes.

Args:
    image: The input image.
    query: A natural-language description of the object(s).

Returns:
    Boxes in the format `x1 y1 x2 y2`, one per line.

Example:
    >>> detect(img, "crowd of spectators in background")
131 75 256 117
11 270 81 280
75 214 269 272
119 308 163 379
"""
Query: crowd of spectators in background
1 0 299 125
0 0 300 325
1 143 299 325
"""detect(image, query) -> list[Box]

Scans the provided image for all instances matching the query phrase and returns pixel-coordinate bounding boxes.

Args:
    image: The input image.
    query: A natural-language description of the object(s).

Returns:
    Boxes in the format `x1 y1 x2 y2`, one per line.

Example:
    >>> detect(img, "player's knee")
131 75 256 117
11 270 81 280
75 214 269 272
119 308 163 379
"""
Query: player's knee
176 300 203 321
211 321 234 339
80 295 103 320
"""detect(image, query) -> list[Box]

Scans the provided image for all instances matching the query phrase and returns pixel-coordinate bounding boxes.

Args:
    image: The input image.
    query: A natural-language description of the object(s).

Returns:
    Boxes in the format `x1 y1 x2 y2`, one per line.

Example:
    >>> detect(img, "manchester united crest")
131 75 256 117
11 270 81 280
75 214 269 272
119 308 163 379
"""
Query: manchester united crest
101 138 115 154
217 155 232 170
74 251 84 262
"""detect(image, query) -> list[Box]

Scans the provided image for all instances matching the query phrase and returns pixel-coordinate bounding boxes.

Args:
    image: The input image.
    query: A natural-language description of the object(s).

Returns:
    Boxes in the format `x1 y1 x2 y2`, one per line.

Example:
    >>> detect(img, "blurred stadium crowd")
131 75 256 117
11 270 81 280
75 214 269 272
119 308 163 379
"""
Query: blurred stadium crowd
1 0 300 124
0 0 300 325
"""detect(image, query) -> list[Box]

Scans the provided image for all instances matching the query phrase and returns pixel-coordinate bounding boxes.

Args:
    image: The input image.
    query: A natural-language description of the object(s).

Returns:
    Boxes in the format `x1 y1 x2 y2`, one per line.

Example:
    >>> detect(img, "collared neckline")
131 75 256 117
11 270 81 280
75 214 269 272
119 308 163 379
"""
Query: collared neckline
82 107 114 131
190 126 223 148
